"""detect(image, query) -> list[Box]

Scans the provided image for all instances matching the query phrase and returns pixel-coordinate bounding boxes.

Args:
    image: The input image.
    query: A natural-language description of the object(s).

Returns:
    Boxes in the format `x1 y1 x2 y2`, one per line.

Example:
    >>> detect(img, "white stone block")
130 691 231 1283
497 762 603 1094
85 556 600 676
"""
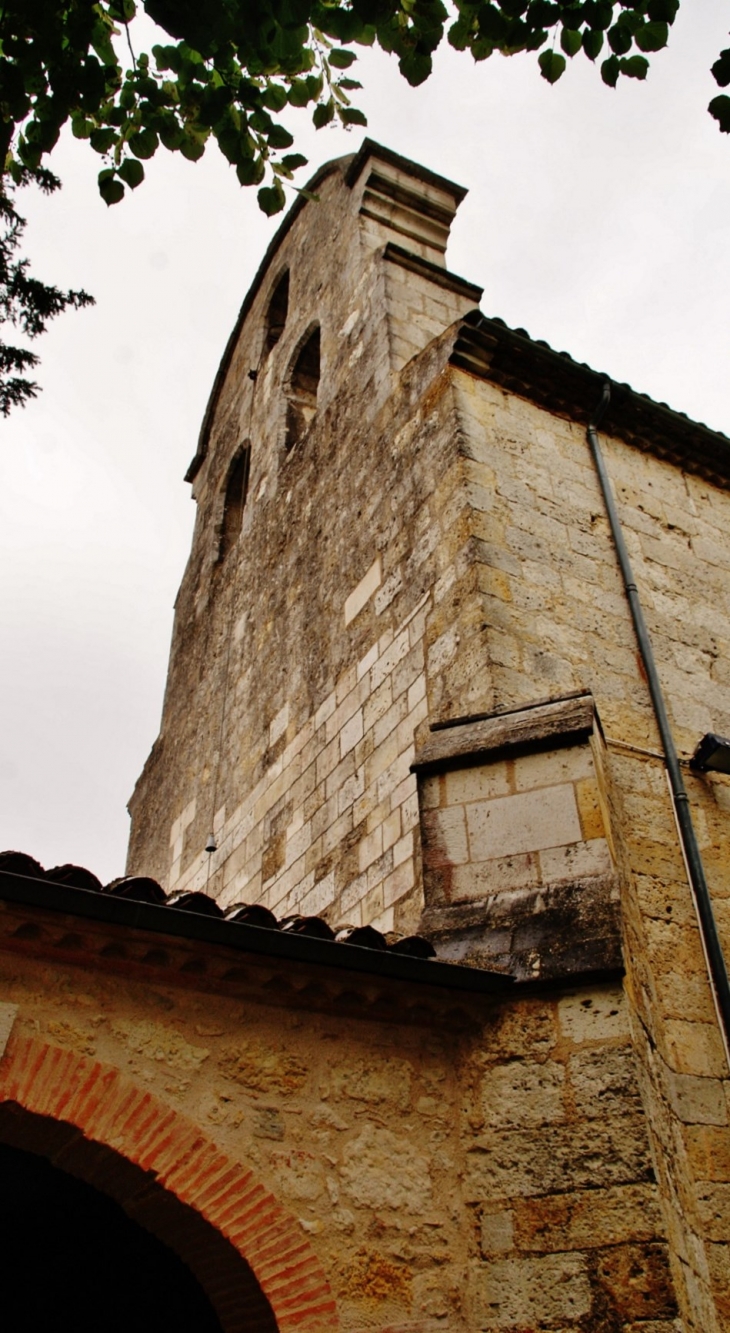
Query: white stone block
445 763 511 806
269 703 289 746
344 556 382 626
466 784 582 861
340 708 364 758
513 744 594 792
539 838 613 882
434 806 469 865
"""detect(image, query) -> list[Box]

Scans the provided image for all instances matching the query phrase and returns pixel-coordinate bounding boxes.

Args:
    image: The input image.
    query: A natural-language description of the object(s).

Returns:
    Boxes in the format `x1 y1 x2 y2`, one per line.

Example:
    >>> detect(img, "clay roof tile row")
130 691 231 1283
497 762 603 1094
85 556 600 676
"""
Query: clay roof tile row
0 851 436 959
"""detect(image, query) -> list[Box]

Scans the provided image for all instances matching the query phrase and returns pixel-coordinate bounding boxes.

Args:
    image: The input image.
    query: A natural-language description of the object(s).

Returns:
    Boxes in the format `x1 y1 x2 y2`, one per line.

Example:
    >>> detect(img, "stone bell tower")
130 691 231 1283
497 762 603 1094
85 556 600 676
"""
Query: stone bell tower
127 139 484 934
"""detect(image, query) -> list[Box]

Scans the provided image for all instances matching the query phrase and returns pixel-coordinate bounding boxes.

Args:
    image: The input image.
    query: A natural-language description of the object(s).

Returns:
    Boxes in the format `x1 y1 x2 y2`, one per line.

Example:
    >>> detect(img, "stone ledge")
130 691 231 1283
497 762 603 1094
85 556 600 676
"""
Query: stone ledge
383 243 483 304
413 693 596 774
423 874 622 982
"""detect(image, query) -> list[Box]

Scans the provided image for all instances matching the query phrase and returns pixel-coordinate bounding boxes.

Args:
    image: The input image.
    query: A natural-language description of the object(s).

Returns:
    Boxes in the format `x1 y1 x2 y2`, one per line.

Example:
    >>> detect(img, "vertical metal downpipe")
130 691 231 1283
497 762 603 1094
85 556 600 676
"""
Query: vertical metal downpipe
587 383 730 1067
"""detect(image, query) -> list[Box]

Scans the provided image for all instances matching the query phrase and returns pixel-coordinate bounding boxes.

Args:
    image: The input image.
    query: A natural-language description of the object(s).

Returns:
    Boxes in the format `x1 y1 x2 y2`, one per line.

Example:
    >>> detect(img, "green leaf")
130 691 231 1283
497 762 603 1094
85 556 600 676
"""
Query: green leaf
601 53 620 85
236 156 266 186
99 174 125 205
288 78 313 106
584 0 613 31
118 156 145 188
312 99 335 128
71 116 93 140
560 27 582 57
339 106 368 125
107 0 136 20
156 112 184 150
619 53 649 78
711 48 730 89
399 49 432 84
179 131 207 161
282 153 308 170
614 9 644 36
129 127 159 158
91 18 117 67
329 48 358 68
527 1 560 24
582 28 604 60
258 179 287 216
646 0 678 20
152 44 176 71
267 124 295 148
90 127 116 154
634 20 668 51
607 24 632 55
448 16 474 51
262 83 288 111
709 94 730 133
538 49 566 83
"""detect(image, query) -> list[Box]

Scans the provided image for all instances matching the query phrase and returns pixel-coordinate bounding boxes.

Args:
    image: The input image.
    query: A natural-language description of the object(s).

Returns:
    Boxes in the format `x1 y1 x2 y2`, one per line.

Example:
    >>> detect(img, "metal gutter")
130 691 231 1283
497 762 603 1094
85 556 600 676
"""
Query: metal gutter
0 871 512 996
587 385 730 1068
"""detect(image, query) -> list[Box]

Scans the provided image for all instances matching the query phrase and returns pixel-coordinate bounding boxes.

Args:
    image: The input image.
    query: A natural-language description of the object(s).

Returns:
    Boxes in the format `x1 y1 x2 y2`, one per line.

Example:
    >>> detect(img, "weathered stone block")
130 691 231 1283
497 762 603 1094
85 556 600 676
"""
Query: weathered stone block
480 1059 565 1129
470 1252 592 1328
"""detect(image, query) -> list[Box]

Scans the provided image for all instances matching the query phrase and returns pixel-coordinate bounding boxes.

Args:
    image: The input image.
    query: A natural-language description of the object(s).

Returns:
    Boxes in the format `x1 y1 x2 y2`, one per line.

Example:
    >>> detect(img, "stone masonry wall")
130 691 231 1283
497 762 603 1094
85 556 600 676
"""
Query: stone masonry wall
0 942 679 1333
124 143 730 1329
450 370 730 1331
128 148 479 938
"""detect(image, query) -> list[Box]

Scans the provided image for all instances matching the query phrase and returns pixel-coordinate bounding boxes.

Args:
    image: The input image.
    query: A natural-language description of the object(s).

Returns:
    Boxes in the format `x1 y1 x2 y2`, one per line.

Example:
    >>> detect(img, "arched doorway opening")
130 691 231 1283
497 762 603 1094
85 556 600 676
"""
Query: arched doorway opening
0 1035 338 1331
1 1139 223 1331
0 1102 278 1333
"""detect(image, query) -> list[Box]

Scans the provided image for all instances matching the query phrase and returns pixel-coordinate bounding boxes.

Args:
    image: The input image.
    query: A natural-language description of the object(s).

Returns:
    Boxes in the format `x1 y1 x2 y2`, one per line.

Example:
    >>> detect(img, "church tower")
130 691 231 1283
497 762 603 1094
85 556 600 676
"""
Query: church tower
127 139 483 934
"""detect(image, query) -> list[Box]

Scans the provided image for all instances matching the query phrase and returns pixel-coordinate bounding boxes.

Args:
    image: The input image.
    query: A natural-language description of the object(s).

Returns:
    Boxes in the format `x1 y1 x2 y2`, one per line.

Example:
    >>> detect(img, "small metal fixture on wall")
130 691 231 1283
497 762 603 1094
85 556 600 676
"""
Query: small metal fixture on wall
691 733 730 775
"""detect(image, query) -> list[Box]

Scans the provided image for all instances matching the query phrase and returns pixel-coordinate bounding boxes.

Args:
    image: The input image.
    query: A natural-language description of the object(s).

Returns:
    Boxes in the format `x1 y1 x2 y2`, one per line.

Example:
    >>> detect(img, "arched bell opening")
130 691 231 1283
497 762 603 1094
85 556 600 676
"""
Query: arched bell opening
0 1102 279 1333
284 326 320 452
218 444 251 563
264 270 289 354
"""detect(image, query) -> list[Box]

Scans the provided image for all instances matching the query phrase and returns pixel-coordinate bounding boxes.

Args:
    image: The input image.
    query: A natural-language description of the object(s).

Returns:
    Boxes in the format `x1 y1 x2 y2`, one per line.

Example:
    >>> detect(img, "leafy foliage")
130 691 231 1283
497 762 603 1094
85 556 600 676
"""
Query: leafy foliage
0 169 93 415
0 0 719 227
0 1 727 411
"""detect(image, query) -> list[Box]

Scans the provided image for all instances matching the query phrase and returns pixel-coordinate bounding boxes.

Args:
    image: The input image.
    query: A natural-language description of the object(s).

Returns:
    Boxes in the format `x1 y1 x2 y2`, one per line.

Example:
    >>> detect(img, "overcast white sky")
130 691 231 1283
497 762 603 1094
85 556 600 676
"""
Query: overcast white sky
2 1 729 882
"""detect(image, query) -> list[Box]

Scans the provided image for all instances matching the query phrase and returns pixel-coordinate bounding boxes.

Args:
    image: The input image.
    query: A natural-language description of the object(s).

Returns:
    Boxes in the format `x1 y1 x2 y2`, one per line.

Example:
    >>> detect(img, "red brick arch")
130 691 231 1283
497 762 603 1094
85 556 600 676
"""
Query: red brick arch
0 1032 339 1332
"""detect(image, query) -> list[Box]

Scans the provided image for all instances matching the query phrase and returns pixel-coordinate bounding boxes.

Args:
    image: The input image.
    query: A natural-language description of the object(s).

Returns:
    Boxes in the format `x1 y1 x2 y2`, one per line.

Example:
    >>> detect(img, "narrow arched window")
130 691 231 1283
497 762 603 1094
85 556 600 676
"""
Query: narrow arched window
285 326 320 452
218 444 251 562
265 271 289 354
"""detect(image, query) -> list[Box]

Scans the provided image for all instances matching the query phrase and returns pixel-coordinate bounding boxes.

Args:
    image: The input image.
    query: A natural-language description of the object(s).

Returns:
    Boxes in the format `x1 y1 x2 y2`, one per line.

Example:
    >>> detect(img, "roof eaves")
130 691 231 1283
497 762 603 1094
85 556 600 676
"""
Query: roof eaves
451 310 730 487
0 870 512 996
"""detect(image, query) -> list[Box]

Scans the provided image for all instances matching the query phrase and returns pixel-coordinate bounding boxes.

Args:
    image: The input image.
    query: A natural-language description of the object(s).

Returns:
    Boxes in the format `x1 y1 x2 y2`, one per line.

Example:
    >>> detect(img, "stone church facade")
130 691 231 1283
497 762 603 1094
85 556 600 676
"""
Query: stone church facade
1 140 729 1331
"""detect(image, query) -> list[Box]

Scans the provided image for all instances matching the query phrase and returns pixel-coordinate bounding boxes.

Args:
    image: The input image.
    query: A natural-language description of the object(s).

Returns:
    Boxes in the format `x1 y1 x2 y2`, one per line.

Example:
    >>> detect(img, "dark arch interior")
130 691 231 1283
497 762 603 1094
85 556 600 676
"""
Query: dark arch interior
219 444 251 561
285 327 320 451
265 271 289 353
1 1140 222 1332
0 1103 279 1333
